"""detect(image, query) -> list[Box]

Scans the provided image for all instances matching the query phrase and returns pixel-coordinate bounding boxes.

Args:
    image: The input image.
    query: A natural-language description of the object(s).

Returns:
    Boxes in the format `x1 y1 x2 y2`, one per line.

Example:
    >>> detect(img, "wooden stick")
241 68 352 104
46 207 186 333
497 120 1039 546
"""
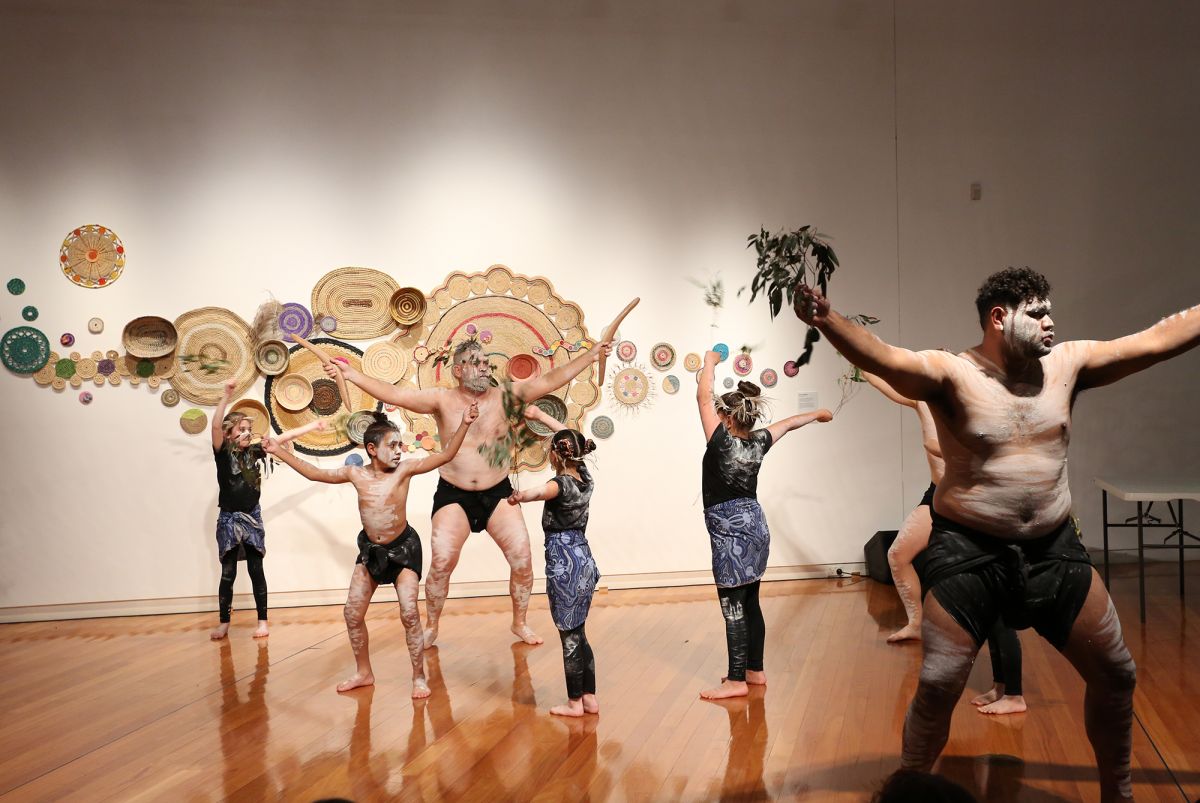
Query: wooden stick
596 297 640 383
287 332 351 413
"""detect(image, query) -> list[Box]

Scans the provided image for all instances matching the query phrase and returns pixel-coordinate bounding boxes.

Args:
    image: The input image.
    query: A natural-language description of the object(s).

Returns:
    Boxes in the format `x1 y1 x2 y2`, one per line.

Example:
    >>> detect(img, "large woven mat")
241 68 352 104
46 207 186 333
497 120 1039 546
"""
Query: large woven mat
168 307 256 405
264 339 381 456
408 265 600 471
311 267 400 340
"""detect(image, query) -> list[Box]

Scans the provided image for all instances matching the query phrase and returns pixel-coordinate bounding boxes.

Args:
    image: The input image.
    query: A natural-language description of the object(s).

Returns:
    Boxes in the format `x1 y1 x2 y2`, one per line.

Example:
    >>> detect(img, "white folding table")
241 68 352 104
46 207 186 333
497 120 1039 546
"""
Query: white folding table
1095 477 1200 622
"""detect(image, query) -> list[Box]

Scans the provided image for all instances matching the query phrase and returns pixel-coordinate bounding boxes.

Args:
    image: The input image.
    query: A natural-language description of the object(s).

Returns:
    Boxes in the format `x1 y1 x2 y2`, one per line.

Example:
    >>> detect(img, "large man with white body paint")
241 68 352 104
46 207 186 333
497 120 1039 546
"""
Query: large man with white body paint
330 338 610 647
796 267 1200 801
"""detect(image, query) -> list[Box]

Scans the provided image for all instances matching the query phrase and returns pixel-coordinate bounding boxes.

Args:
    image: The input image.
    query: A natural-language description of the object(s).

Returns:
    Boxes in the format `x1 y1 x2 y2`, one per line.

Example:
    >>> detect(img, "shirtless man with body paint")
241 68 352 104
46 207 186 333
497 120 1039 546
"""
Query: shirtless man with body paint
264 405 477 697
864 371 1028 716
797 267 1200 801
329 337 612 648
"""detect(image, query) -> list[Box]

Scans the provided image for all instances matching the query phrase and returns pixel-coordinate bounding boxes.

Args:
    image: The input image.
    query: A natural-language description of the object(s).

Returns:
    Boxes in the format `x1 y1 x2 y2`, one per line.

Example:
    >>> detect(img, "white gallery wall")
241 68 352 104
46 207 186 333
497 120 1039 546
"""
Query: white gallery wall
0 0 1196 615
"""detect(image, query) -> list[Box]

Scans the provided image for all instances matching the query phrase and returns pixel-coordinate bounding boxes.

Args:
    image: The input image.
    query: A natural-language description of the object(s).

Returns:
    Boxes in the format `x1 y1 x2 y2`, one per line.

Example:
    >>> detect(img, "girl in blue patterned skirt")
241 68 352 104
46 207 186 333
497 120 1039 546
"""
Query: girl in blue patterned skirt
696 350 833 699
508 404 600 717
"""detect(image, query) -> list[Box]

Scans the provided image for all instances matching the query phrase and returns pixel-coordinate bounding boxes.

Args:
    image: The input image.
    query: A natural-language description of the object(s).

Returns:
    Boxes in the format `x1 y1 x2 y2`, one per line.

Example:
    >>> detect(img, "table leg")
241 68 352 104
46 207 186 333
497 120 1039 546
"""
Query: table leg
1138 501 1146 623
1180 500 1185 601
1102 490 1110 588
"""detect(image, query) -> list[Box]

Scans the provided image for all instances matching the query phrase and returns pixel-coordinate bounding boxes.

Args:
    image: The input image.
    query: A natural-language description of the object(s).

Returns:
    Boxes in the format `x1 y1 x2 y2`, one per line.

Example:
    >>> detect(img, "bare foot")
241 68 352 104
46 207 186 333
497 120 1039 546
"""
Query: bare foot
886 624 922 643
511 623 544 645
701 679 749 700
978 695 1027 715
582 694 599 714
210 623 230 640
336 671 375 693
744 670 767 686
550 699 586 717
971 685 1004 706
411 678 431 699
252 621 269 638
422 624 438 649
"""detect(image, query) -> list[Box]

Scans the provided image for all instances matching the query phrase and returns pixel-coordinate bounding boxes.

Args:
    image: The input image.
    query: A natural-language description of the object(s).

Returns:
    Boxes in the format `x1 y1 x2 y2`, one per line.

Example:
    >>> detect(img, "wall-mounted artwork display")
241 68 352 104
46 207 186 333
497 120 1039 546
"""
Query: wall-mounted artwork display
169 307 255 405
311 267 400 340
265 339 382 456
60 225 125 288
649 342 676 371
2 326 50 374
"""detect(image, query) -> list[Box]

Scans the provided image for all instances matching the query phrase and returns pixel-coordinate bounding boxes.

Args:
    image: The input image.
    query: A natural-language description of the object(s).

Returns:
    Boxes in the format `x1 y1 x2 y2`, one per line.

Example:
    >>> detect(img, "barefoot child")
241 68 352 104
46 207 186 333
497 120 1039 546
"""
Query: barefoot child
209 380 322 640
264 405 478 697
507 405 601 717
696 351 833 700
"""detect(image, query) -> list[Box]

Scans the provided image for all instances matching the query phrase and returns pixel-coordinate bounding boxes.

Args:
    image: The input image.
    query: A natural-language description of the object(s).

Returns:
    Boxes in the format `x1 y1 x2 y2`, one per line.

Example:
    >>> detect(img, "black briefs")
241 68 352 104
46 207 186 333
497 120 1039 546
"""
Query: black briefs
432 476 513 532
918 482 936 509
356 525 422 585
922 511 1093 649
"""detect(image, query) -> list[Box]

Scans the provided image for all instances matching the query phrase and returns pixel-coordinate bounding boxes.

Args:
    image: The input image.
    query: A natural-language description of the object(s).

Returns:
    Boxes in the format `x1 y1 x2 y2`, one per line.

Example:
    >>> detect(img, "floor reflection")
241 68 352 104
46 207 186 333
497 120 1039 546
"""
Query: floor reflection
713 685 770 801
219 640 273 799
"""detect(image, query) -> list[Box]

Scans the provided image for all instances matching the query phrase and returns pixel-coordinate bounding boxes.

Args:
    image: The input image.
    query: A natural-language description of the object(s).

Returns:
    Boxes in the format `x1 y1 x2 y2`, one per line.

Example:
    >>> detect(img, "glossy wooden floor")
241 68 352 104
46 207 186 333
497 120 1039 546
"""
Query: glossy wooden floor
1 562 1197 802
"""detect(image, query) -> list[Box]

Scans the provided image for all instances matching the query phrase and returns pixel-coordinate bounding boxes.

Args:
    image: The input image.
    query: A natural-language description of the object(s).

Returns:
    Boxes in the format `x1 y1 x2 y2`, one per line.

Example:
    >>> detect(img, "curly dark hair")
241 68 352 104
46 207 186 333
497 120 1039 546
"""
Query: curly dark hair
363 412 400 453
974 267 1051 329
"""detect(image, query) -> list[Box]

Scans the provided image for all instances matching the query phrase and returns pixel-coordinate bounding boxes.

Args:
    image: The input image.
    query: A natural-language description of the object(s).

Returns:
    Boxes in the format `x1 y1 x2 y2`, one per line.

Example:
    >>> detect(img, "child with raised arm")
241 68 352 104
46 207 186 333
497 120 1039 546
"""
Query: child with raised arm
696 350 833 700
263 404 478 698
208 380 321 640
507 405 601 717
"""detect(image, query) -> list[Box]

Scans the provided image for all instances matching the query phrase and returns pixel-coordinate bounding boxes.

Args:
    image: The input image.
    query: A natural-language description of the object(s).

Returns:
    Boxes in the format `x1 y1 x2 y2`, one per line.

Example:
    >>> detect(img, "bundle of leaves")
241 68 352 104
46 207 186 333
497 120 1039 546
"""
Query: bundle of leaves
743 226 841 367
478 381 541 469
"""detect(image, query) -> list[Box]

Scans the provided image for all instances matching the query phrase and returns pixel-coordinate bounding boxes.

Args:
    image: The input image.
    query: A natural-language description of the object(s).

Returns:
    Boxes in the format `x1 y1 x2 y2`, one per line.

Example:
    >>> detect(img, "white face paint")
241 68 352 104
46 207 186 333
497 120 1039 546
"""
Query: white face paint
1001 297 1054 358
231 418 253 447
454 348 492 393
369 432 403 470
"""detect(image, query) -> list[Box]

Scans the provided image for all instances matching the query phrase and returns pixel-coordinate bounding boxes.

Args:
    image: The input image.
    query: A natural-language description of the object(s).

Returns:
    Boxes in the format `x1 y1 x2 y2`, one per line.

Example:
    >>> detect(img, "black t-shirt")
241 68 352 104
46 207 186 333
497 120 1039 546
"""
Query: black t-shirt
214 443 265 513
542 464 594 533
702 424 773 508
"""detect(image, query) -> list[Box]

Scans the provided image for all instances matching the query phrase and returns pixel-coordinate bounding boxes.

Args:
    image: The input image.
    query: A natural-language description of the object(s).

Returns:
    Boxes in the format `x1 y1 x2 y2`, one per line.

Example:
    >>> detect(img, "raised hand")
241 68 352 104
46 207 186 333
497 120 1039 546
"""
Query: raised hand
704 350 722 368
223 379 238 395
815 408 834 423
793 284 831 325
463 402 479 425
522 405 539 421
261 436 280 456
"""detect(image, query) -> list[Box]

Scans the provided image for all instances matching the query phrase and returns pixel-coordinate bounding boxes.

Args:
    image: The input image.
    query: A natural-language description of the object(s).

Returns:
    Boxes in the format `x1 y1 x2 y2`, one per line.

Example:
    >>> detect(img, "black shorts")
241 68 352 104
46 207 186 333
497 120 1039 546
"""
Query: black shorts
918 482 936 509
432 476 513 532
356 525 422 585
922 512 1093 649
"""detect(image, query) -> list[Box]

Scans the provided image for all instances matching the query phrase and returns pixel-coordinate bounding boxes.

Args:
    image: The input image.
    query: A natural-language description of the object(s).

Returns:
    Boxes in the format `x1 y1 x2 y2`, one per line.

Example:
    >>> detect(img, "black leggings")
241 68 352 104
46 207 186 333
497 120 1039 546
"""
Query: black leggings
218 549 268 623
717 580 765 682
558 624 596 700
988 622 1023 696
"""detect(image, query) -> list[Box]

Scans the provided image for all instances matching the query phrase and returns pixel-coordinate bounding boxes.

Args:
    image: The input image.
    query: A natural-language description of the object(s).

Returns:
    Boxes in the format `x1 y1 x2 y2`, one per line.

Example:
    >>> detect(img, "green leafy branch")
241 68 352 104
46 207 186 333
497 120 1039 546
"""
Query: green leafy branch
741 226 841 367
477 381 541 469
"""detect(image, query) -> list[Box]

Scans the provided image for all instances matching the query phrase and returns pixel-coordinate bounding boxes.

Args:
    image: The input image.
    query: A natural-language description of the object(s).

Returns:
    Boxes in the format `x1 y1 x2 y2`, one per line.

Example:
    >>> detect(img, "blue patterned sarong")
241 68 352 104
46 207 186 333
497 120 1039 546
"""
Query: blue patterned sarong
216 505 266 561
545 529 600 631
704 497 770 588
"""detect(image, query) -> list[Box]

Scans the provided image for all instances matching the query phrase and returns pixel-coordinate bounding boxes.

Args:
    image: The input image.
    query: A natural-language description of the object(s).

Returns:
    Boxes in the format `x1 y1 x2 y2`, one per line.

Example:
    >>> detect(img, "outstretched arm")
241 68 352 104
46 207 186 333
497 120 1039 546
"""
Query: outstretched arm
402 403 479 476
211 379 237 450
515 340 612 402
523 404 567 434
795 285 946 401
696 350 721 441
262 438 352 484
1076 302 1200 390
326 360 442 414
765 409 833 444
274 420 328 445
861 371 918 409
507 480 560 505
